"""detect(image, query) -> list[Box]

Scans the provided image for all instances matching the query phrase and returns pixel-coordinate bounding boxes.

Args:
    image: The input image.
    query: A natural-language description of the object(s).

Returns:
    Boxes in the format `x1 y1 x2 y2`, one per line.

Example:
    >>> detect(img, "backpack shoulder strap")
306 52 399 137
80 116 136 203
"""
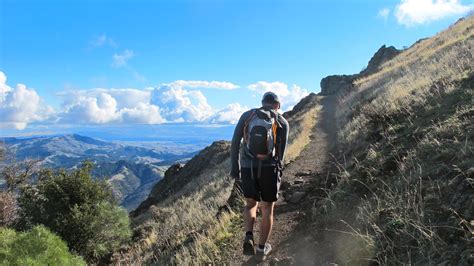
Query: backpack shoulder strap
271 111 284 159
243 109 257 143
271 111 283 128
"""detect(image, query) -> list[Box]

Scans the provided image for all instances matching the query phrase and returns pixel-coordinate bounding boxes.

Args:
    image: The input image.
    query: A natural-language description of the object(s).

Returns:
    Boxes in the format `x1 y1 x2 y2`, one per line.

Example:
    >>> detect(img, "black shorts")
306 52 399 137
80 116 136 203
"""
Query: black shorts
241 166 281 202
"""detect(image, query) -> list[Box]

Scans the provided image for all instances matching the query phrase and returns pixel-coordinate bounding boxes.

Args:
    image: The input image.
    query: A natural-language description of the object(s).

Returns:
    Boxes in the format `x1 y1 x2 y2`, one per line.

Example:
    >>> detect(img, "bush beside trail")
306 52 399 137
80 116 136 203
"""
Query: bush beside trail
17 161 132 262
0 157 132 264
0 225 85 265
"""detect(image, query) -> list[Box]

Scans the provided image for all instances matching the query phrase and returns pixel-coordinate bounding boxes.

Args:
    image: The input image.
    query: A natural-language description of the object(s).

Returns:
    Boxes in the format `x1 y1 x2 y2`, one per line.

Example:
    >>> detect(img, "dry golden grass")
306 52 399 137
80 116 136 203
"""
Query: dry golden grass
318 15 473 265
172 211 241 264
337 16 473 147
110 93 323 264
285 103 321 163
114 16 474 263
111 158 234 264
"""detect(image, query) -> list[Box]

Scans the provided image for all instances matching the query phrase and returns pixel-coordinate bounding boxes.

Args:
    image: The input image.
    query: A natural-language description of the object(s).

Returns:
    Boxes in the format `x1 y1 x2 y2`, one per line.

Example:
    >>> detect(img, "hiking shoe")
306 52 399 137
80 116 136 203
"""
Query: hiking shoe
243 235 256 255
255 243 272 262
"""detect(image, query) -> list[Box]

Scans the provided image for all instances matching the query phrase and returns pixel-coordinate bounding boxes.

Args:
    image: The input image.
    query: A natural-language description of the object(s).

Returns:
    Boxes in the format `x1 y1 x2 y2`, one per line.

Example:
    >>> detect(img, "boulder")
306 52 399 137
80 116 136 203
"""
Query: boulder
360 45 401 76
288 191 306 203
320 74 356 95
320 45 401 96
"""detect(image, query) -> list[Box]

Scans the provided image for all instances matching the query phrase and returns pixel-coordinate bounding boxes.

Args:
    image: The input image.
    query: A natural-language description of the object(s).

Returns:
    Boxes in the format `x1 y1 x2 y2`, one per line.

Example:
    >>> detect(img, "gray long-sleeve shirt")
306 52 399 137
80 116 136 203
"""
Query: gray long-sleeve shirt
230 107 289 179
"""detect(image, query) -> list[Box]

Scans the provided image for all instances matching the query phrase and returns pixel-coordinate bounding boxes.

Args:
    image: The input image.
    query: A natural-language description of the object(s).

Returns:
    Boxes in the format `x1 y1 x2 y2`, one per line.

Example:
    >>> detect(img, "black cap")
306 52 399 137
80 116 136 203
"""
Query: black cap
261 91 280 104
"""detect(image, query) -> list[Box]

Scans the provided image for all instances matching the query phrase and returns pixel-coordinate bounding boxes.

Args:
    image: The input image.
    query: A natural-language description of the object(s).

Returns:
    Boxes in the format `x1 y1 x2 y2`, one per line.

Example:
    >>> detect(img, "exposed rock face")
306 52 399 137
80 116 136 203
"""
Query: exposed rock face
360 45 401 76
283 92 318 119
164 163 183 177
320 45 401 96
131 140 231 217
320 74 356 96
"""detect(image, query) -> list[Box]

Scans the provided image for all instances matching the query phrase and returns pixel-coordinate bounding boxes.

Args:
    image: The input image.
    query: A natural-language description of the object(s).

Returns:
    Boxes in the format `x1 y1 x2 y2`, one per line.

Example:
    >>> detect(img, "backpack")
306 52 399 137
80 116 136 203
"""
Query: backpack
243 108 279 160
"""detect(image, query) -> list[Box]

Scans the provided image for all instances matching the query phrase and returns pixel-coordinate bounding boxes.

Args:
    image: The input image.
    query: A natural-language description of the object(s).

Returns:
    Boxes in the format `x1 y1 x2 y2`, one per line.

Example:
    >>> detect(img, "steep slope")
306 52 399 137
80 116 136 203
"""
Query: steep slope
238 16 472 265
113 15 472 265
93 160 167 210
225 94 338 264
320 45 401 96
111 93 322 264
220 16 473 265
132 141 231 217
317 16 473 264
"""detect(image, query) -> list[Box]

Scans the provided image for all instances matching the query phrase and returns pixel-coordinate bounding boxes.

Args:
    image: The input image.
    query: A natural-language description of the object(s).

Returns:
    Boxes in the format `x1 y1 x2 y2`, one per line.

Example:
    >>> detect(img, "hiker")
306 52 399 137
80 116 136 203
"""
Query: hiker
230 91 289 261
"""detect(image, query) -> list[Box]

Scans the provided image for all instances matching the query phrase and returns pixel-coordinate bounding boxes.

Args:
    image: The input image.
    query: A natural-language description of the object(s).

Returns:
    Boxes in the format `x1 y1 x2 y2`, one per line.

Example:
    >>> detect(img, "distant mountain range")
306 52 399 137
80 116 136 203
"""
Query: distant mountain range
0 134 201 210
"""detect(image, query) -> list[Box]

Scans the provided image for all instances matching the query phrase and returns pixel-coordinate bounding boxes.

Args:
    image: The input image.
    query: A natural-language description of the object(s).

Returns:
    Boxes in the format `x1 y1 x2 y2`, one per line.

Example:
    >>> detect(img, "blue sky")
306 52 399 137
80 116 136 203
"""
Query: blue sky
0 0 472 133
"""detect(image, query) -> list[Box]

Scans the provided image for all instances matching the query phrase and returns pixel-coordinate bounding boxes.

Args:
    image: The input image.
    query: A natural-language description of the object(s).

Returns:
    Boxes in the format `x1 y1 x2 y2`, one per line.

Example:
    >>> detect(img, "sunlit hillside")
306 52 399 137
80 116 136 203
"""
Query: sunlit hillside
313 16 473 264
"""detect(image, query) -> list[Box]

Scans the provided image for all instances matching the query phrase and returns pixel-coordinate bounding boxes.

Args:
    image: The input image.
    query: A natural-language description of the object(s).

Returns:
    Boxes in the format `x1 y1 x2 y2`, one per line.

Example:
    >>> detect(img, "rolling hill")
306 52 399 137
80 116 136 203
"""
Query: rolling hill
0 134 199 210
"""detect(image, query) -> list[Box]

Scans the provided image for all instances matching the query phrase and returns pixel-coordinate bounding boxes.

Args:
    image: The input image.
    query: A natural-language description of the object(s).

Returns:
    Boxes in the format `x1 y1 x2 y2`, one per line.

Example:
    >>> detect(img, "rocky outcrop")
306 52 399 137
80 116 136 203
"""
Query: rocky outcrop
320 74 356 96
164 163 183 177
360 45 401 76
283 92 319 118
320 45 401 96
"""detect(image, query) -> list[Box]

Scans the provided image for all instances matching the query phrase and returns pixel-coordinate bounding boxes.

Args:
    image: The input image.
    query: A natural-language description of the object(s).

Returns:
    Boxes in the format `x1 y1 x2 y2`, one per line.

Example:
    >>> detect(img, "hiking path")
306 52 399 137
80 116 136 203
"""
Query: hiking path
229 94 341 265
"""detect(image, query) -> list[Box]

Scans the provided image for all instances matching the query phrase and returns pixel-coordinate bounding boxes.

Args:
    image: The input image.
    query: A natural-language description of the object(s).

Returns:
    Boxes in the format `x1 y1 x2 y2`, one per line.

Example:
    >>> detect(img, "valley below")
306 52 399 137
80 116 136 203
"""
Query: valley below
0 134 205 210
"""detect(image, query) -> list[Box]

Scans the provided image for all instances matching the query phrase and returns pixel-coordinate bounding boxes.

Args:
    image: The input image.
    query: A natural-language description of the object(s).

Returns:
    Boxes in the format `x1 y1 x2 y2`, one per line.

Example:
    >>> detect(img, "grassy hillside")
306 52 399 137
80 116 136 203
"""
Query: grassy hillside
312 16 473 264
110 93 322 264
111 16 472 264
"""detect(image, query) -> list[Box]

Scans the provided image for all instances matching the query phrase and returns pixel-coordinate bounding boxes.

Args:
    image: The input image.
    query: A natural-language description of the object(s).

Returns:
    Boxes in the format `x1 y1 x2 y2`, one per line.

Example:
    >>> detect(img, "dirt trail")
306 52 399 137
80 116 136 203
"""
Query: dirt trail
230 95 340 265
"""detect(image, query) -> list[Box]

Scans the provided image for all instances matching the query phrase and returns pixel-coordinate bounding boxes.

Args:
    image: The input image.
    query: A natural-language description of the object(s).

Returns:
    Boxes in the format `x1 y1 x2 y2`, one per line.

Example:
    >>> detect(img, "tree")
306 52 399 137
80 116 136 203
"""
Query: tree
0 144 20 227
17 162 132 262
0 143 5 161
0 191 17 227
0 143 40 192
0 225 85 265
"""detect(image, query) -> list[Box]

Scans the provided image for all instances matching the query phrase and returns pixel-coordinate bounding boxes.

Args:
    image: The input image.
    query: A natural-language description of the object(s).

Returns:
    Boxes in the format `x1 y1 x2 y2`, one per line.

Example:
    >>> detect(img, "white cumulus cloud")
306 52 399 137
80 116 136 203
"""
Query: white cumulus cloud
2 73 306 128
395 0 473 26
207 103 248 124
151 84 214 122
248 81 289 96
58 89 165 124
0 71 12 94
119 103 165 124
56 79 243 125
0 71 54 130
247 81 309 111
60 93 120 124
283 85 311 111
58 88 151 109
112 49 135 68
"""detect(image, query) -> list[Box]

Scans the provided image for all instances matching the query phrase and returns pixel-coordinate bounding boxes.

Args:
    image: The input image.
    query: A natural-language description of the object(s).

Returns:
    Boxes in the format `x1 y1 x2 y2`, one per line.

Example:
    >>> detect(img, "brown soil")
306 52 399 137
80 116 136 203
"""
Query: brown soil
229 95 352 265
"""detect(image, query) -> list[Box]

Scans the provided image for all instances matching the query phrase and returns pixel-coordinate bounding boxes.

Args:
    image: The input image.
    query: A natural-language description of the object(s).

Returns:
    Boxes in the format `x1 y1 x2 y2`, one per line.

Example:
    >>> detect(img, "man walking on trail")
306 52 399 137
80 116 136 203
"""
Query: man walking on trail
230 92 289 261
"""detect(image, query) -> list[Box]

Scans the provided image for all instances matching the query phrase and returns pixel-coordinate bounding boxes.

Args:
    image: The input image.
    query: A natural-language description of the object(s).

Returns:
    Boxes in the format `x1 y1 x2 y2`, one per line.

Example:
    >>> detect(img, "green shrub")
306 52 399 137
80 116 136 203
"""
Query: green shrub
0 225 85 265
68 201 132 260
17 162 132 262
